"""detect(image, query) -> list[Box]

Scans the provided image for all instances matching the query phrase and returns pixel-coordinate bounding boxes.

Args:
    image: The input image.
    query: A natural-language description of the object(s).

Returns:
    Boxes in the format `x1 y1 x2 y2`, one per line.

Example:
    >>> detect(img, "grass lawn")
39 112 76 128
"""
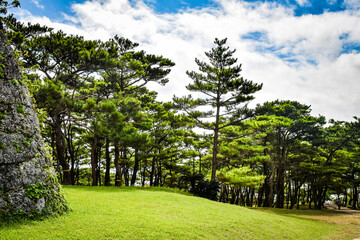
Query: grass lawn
1 186 359 239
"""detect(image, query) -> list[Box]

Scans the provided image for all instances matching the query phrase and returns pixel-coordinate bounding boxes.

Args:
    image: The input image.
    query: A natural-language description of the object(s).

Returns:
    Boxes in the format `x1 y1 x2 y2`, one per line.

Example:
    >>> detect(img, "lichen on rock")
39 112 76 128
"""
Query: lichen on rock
0 28 68 220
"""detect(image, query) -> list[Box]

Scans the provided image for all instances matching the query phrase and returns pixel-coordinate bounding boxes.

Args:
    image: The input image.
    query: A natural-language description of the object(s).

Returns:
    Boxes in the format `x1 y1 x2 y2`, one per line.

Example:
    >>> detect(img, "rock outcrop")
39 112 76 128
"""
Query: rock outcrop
0 28 68 218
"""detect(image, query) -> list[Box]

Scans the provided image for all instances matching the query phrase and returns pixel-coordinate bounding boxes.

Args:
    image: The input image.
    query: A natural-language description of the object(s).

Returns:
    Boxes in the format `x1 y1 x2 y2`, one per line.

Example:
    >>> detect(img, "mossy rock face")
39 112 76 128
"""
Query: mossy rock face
0 29 68 220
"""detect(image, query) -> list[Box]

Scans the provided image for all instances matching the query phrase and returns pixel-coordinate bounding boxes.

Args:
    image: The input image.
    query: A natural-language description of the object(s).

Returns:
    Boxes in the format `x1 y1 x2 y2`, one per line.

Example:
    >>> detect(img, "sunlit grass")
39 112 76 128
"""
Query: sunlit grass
0 186 358 239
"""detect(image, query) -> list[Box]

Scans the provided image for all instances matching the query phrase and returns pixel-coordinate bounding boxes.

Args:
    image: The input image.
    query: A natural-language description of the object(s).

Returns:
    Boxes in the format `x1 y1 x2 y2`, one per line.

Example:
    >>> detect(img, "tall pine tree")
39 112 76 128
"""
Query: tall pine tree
174 38 262 180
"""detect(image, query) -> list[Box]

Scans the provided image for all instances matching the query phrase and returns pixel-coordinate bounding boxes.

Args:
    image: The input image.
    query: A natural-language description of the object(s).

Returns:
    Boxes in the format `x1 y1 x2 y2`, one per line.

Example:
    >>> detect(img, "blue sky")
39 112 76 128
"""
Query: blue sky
17 0 360 57
11 0 360 121
19 0 351 18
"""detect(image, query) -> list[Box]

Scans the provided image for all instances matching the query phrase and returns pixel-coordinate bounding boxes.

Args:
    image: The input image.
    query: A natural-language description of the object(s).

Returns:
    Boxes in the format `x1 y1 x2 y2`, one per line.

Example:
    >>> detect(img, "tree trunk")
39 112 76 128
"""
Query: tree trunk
320 186 328 209
141 160 147 187
96 142 102 186
66 125 76 185
234 188 240 205
307 184 311 205
70 158 75 185
266 161 275 207
75 159 80 185
275 162 285 208
290 180 301 209
259 136 268 207
239 187 245 206
296 186 301 209
51 130 61 178
124 167 129 186
104 139 111 186
90 134 98 186
258 162 268 207
309 183 313 209
250 188 255 207
158 160 162 187
114 142 121 186
245 188 250 206
258 185 264 207
219 185 228 203
345 191 348 208
230 187 236 204
54 114 71 185
211 129 219 181
211 103 221 181
150 156 156 186
352 186 358 209
131 148 140 186
286 180 291 209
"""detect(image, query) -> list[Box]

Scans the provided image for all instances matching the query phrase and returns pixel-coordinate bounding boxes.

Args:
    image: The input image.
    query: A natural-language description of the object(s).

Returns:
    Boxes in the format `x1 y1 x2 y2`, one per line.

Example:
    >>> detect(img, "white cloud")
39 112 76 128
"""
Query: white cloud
61 13 80 24
14 0 360 121
31 0 44 9
300 52 360 120
295 0 311 7
326 0 337 5
344 0 360 10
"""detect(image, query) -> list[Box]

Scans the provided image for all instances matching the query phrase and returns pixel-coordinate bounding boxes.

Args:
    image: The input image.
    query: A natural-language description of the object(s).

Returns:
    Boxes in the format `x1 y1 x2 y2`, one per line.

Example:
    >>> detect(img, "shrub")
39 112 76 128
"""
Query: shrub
190 179 220 201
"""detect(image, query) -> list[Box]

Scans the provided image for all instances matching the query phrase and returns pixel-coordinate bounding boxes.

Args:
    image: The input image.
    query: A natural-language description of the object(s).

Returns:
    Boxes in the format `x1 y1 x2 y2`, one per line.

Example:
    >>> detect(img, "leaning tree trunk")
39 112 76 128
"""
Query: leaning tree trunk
0 28 68 218
264 161 275 207
54 114 71 185
131 148 140 186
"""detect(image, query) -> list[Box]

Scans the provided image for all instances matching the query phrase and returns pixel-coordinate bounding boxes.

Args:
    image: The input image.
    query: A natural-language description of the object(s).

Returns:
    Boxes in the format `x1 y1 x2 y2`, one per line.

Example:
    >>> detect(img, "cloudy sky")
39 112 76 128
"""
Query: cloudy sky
11 0 360 121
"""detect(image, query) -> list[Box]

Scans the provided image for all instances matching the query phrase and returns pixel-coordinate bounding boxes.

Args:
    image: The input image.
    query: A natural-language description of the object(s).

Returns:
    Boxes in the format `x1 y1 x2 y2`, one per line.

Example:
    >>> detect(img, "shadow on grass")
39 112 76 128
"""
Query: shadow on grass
0 212 67 229
250 206 354 222
62 185 192 196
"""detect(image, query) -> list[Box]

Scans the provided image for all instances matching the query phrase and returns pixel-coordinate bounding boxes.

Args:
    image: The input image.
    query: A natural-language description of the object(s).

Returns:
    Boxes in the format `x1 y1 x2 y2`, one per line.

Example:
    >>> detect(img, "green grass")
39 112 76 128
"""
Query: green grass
0 186 358 239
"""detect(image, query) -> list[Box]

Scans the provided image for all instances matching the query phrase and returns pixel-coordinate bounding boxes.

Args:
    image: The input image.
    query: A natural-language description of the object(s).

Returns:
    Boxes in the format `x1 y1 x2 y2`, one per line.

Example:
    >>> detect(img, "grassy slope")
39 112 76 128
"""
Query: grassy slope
0 186 358 240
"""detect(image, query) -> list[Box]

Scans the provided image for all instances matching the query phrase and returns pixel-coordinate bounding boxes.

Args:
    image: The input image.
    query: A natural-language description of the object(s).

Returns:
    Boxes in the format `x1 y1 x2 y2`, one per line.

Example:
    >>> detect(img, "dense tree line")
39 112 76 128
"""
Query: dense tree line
2 12 360 210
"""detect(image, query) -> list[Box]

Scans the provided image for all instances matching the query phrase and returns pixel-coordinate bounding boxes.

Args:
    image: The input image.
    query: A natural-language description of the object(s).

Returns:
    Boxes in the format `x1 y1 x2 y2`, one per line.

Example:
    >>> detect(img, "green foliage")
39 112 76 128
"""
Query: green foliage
0 141 5 149
16 104 25 115
0 209 27 223
11 141 20 152
217 166 265 187
4 15 51 47
22 137 33 147
42 173 70 216
101 35 175 95
1 176 68 221
11 78 18 85
0 0 20 16
0 52 5 78
25 182 47 199
190 179 220 201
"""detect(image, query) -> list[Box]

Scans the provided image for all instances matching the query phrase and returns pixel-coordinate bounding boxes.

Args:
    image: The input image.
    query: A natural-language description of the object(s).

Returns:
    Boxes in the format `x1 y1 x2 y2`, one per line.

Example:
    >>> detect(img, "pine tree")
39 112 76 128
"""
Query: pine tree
174 38 262 180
